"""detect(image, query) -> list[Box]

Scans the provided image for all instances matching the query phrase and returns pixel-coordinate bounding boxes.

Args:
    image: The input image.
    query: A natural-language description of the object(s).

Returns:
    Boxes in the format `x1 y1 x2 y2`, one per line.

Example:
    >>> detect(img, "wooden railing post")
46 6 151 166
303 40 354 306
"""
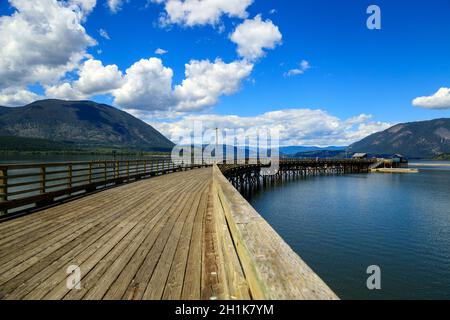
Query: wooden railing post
68 164 73 189
115 161 119 179
88 162 93 184
127 161 130 179
40 165 46 194
104 161 107 184
0 168 7 215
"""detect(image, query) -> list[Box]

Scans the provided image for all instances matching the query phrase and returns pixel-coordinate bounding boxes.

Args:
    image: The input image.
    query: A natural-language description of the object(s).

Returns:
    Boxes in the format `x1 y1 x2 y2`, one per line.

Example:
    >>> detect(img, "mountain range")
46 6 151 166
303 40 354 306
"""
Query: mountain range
0 100 174 152
279 146 346 155
349 118 450 158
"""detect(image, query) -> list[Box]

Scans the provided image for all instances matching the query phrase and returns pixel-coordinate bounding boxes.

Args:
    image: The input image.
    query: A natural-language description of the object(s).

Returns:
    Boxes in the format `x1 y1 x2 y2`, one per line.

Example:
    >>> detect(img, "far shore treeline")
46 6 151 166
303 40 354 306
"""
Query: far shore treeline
0 136 170 156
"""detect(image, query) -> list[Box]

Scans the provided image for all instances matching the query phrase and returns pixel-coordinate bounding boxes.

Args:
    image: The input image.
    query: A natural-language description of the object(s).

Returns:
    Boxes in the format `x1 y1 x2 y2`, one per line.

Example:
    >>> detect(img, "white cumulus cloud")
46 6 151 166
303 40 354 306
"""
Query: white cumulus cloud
45 82 87 100
153 0 254 27
108 57 252 113
45 59 124 98
113 58 175 111
75 59 123 96
0 87 43 107
145 109 392 147
0 0 96 90
230 14 282 61
42 56 253 113
174 59 253 111
412 87 450 109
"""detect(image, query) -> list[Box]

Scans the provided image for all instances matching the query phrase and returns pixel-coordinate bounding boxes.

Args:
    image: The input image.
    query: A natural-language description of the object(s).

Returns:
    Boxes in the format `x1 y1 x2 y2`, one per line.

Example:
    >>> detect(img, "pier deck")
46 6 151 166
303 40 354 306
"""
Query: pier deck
0 166 338 300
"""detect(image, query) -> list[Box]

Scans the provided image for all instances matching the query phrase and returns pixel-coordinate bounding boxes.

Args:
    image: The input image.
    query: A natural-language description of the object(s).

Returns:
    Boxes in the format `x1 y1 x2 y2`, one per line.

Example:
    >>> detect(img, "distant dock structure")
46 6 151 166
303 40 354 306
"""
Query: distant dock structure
368 154 411 171
352 153 368 159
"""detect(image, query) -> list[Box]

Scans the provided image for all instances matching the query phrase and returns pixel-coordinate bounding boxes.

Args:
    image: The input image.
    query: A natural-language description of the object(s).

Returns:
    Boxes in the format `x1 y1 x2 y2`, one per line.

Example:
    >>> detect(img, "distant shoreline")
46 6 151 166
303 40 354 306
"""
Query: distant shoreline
410 162 450 167
0 150 171 156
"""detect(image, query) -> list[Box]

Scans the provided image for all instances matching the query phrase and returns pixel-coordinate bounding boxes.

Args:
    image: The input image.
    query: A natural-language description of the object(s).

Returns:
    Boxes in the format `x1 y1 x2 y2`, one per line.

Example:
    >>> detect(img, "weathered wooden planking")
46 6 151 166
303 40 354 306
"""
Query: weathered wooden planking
0 175 183 286
2 198 150 299
121 180 206 300
86 179 202 300
0 176 170 242
211 183 251 300
180 183 208 300
60 172 204 300
103 189 194 300
0 169 210 299
161 182 210 300
142 182 208 300
22 173 195 300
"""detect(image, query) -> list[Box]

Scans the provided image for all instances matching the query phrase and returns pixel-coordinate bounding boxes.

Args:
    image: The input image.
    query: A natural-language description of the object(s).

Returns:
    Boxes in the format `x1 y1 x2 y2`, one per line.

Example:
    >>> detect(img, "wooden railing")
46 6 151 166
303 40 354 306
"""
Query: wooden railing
0 158 208 218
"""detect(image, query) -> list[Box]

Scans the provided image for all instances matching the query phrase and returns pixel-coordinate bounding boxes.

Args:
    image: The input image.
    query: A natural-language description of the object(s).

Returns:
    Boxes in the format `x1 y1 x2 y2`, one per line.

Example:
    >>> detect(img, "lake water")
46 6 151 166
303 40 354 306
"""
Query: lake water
246 161 450 299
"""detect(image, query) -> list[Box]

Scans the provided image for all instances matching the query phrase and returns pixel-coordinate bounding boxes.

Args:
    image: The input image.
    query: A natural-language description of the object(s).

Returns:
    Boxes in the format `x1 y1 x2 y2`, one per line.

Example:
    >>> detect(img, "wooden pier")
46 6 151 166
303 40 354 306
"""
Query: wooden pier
0 158 375 300
219 158 376 190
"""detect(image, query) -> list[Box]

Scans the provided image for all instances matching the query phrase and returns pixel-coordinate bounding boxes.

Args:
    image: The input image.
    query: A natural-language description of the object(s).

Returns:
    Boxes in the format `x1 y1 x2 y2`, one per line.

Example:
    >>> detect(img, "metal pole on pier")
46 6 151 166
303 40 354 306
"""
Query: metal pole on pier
215 127 219 164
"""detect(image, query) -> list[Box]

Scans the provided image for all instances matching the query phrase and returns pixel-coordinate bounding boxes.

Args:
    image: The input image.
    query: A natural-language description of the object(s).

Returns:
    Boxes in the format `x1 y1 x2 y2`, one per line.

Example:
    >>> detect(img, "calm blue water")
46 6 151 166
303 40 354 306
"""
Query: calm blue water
247 162 450 299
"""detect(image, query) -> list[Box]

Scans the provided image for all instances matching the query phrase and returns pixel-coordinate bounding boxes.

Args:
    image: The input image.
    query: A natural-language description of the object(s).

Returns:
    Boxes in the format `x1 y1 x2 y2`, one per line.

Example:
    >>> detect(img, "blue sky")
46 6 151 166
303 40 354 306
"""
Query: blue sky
1 0 450 146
